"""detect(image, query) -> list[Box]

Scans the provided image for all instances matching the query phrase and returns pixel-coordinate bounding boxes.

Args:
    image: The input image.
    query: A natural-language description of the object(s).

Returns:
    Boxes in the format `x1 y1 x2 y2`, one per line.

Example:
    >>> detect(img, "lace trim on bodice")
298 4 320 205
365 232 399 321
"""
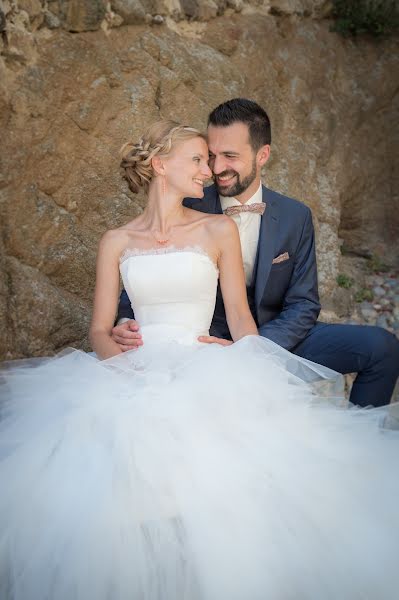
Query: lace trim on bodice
119 245 219 273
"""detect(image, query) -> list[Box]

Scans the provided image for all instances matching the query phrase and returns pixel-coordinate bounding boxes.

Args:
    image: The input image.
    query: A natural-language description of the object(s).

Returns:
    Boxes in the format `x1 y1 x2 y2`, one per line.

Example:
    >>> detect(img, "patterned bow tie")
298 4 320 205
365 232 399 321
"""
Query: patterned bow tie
223 202 265 217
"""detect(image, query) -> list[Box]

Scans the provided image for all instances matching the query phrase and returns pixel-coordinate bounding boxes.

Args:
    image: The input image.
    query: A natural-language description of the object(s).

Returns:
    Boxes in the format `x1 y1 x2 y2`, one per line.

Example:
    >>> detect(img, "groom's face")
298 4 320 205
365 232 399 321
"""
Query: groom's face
207 122 259 201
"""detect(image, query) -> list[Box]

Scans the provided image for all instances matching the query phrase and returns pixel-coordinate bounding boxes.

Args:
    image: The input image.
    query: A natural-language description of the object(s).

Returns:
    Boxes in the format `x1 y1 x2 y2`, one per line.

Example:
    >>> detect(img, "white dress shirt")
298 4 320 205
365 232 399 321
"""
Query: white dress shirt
220 183 263 286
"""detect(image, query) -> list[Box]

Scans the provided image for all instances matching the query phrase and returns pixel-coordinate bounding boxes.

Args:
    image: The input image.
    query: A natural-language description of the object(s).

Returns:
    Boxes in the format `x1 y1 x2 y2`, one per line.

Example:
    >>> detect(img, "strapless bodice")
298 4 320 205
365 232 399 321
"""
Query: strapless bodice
119 247 219 344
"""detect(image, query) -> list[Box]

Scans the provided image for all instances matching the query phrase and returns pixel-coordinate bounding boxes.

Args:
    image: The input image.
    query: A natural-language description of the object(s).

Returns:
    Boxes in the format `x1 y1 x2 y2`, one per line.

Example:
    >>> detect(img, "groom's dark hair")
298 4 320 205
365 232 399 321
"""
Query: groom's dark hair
208 98 271 151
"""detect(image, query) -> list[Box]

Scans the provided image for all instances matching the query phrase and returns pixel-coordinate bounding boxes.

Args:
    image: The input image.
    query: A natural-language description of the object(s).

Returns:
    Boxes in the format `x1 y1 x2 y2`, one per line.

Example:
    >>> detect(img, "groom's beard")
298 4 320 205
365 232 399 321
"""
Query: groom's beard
214 158 257 197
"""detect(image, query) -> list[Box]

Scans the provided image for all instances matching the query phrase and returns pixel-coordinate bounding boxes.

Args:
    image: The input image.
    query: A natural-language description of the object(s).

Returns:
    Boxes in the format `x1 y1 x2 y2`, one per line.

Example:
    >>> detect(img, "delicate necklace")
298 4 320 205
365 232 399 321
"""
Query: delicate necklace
151 228 172 245
148 207 186 245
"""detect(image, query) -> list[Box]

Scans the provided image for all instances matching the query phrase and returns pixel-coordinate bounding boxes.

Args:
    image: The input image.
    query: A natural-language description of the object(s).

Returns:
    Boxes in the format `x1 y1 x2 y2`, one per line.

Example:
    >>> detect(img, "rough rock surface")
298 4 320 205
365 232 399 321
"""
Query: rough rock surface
0 1 398 359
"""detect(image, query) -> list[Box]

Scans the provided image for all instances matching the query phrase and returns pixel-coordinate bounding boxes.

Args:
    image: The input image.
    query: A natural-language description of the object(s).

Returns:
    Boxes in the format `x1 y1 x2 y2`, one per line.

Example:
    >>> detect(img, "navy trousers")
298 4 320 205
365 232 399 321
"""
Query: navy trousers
292 322 399 407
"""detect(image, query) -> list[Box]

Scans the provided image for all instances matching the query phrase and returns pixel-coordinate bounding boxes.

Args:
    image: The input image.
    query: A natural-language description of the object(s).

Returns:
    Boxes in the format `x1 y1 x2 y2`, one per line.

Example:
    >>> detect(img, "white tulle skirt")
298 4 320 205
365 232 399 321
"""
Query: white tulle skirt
0 333 398 600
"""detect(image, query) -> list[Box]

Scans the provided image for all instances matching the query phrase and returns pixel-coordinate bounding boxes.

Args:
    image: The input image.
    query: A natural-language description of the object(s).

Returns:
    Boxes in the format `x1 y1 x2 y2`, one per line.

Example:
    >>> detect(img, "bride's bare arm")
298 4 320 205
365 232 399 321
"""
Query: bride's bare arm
89 231 125 359
216 217 258 341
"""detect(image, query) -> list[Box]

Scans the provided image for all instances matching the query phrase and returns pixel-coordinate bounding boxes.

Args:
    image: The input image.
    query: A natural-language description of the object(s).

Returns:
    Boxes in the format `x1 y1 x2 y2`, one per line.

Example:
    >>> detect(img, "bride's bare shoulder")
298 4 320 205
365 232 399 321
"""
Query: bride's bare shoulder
185 209 231 229
113 214 146 235
99 218 143 254
205 213 237 236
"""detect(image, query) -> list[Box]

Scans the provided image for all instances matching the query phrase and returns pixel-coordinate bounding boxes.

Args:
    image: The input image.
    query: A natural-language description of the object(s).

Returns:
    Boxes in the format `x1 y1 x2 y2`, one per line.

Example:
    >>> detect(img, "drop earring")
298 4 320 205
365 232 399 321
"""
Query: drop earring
162 174 166 199
151 175 171 246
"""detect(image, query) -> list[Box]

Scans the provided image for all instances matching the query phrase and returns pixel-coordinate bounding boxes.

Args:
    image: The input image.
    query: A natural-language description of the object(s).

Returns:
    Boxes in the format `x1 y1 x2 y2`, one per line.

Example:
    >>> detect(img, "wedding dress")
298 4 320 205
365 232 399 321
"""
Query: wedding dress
1 247 398 600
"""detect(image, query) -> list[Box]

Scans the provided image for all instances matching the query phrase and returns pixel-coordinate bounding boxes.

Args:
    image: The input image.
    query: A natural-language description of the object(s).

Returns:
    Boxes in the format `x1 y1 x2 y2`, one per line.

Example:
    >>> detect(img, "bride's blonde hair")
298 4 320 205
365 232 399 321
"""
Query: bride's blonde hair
120 120 205 193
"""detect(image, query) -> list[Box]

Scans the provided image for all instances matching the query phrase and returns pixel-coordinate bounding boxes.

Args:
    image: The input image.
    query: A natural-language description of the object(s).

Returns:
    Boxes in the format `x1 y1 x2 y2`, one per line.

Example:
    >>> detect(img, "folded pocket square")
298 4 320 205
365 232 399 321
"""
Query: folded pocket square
272 252 290 264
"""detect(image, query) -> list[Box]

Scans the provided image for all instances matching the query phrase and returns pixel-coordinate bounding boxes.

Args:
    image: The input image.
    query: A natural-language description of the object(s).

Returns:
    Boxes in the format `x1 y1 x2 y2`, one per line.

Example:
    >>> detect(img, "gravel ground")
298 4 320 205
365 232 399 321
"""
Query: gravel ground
355 271 399 337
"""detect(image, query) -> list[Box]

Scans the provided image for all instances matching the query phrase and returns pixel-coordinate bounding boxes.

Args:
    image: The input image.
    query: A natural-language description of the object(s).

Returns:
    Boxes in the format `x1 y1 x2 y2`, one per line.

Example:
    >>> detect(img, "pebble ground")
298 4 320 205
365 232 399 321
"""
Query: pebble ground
354 270 399 338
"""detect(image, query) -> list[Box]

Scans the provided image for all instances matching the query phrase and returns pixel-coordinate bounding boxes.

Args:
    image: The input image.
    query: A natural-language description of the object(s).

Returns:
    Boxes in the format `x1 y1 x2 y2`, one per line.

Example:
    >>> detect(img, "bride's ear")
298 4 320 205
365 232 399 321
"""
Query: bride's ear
152 156 166 176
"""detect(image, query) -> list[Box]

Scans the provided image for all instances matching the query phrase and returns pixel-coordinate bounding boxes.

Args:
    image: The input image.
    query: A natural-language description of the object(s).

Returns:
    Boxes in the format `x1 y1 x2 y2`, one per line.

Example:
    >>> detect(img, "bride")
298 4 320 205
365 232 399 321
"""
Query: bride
1 120 398 600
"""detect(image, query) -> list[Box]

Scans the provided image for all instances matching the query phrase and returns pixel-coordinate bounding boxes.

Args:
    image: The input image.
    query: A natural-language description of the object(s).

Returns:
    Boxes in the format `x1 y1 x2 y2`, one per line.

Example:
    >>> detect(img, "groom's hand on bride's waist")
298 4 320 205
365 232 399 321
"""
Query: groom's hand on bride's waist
111 320 143 351
198 335 233 346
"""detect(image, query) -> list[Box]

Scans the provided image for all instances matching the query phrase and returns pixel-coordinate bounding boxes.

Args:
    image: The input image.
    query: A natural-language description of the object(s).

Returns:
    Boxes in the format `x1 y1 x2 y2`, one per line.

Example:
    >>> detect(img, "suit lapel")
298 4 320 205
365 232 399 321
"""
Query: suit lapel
254 187 279 306
207 185 223 214
214 193 223 214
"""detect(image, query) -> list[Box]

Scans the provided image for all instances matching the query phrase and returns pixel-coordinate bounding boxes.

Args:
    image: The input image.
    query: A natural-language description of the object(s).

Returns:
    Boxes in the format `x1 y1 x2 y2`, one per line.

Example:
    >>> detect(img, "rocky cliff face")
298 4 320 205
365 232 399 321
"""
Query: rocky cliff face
1 0 398 358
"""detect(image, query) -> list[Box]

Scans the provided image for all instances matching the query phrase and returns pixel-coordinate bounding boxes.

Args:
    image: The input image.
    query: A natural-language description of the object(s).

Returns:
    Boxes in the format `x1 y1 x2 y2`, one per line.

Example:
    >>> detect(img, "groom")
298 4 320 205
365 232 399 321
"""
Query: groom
112 98 399 407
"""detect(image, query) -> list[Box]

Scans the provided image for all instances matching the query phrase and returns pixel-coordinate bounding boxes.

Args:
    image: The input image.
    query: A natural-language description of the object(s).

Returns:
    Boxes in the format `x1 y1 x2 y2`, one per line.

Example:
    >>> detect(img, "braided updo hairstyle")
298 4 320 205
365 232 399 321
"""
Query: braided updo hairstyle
120 120 205 193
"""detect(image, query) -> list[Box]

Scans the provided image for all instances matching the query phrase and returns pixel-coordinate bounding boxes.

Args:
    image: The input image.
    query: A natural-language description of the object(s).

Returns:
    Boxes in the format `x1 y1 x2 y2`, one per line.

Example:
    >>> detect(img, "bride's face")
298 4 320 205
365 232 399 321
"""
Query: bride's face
163 137 212 198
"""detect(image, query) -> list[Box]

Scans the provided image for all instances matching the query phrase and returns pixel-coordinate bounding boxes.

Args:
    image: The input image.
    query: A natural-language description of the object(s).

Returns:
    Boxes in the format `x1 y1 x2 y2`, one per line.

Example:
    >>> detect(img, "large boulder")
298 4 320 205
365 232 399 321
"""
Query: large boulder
0 8 397 358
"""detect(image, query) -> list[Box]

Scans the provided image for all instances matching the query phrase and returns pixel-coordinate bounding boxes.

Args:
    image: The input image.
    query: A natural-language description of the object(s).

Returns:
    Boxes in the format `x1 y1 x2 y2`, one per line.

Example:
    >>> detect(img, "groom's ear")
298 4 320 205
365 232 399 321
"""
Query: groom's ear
257 145 270 167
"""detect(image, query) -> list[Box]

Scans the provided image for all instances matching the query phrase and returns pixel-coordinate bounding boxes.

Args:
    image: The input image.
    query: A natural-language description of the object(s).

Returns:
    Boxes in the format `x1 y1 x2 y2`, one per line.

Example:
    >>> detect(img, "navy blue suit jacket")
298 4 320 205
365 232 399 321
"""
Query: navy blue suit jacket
116 185 320 351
